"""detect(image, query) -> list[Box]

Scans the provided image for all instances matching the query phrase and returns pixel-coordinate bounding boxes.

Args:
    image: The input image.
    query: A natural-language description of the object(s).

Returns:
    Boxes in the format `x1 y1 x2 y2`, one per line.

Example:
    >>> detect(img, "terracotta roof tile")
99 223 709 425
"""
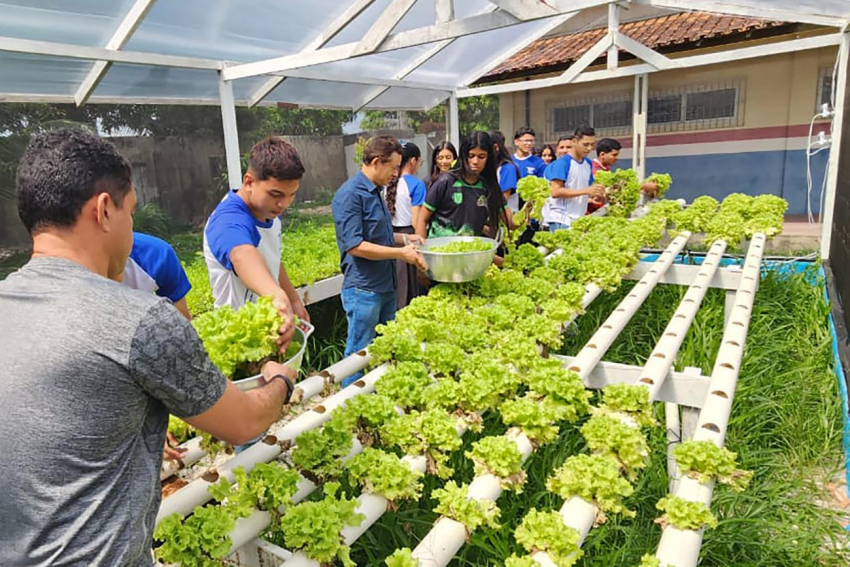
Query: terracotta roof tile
481 11 786 81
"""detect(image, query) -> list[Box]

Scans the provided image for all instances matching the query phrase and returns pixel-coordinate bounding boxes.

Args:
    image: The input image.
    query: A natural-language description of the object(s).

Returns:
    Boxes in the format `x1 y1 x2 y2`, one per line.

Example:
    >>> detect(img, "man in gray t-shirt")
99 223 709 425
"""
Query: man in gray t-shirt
0 129 297 566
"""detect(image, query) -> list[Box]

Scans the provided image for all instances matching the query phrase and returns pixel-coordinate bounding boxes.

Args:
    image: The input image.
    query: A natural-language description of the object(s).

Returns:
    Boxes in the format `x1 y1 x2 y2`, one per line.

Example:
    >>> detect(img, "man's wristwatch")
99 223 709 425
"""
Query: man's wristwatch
270 373 295 404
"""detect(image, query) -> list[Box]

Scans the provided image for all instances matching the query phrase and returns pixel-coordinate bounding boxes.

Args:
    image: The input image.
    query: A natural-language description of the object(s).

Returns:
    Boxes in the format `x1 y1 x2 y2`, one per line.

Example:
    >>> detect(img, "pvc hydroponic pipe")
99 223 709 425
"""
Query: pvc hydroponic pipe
412 429 534 567
159 350 373 481
567 233 692 382
654 234 765 567
280 455 430 567
155 364 388 525
638 239 727 401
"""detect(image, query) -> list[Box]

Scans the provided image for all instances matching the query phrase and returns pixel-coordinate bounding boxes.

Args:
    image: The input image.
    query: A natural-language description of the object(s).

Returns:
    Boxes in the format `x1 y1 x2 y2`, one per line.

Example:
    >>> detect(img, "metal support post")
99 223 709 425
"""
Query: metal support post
218 71 242 190
821 31 849 260
448 91 460 149
632 73 648 179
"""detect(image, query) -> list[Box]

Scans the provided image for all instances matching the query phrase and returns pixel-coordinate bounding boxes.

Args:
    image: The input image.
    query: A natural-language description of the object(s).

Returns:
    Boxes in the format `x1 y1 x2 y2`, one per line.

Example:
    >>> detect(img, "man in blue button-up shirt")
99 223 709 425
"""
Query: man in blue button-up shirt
332 136 426 386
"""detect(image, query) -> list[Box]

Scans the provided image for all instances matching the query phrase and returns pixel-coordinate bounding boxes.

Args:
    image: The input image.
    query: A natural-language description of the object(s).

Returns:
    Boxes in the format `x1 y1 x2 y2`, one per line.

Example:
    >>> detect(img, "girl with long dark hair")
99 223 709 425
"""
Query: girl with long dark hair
416 131 511 241
428 141 457 187
383 141 426 308
541 144 557 165
489 130 522 212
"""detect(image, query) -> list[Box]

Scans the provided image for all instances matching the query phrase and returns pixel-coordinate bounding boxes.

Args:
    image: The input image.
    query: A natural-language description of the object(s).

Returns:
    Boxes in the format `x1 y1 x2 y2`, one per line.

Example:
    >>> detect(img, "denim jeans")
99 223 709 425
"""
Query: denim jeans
341 287 397 387
548 222 571 232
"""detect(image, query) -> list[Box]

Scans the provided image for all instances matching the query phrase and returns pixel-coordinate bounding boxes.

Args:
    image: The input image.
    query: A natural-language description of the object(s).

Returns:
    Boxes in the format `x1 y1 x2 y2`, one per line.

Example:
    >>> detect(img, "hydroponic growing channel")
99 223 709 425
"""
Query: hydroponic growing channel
151 195 812 567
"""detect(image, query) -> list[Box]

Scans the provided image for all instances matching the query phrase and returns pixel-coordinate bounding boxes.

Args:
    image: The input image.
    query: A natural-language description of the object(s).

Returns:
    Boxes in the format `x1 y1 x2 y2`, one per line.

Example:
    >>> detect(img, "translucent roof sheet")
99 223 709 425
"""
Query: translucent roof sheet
0 0 847 109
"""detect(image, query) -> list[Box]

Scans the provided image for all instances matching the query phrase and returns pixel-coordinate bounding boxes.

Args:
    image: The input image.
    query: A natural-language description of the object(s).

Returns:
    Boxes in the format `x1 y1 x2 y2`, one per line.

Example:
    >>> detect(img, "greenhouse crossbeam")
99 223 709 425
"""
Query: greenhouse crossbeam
654 233 766 567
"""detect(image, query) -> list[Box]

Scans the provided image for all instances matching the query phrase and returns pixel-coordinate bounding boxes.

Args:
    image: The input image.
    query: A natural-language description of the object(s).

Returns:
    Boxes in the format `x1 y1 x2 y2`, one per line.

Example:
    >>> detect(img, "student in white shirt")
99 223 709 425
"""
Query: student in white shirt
384 141 427 308
543 125 606 231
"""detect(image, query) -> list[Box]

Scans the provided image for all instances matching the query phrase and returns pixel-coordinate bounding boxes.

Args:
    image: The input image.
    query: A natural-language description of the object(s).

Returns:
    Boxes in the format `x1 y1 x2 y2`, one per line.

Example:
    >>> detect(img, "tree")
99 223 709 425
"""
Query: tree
360 95 499 136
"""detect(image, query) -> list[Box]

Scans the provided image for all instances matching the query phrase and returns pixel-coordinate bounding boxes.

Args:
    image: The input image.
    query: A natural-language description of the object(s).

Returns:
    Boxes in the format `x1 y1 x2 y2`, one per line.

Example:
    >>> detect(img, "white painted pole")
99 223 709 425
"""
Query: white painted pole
218 71 242 190
607 3 619 70
820 31 849 260
632 73 648 180
449 92 460 149
655 234 765 567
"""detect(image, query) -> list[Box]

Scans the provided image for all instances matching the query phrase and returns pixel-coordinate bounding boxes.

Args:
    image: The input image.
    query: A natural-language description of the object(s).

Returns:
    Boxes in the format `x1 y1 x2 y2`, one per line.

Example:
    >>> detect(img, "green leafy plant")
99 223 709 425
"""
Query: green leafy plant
514 509 583 567
673 440 753 491
595 168 641 218
168 414 196 444
153 507 239 567
514 175 551 224
280 482 364 566
499 395 566 446
346 448 423 505
337 393 399 446
503 243 546 274
380 409 462 478
432 481 501 532
428 239 493 253
192 295 283 378
291 415 354 483
580 414 649 478
655 495 718 530
644 173 673 198
385 548 418 567
547 454 634 520
598 383 656 427
505 555 536 567
638 554 662 567
374 362 432 410
466 436 526 492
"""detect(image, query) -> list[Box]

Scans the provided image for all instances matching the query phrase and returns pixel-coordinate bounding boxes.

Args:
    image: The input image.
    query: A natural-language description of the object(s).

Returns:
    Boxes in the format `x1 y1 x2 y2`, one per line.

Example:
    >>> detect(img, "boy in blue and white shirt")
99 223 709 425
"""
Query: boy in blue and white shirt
512 126 547 179
543 125 606 231
121 231 192 320
203 137 309 348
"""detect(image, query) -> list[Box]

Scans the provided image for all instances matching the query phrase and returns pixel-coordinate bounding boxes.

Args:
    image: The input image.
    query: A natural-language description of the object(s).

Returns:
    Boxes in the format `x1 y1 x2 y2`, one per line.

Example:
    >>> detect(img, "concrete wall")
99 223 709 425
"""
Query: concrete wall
497 40 839 214
0 133 355 248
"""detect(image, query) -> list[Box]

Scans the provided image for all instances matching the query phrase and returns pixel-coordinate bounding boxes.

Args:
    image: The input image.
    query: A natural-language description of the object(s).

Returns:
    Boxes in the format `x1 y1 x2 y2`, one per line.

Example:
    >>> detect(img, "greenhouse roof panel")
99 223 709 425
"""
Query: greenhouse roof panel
0 0 847 109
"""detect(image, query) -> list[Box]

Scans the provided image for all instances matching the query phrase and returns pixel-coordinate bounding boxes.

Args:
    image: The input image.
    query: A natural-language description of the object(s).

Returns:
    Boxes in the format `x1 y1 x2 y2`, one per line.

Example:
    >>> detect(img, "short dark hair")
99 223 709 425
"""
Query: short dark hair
574 125 596 139
514 126 536 140
16 128 132 235
557 135 572 144
248 136 305 181
362 135 403 164
596 138 622 155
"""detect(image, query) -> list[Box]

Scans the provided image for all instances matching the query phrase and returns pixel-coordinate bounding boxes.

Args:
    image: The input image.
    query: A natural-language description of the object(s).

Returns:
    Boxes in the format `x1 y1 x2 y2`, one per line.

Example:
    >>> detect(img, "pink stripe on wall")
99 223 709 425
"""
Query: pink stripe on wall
615 122 831 148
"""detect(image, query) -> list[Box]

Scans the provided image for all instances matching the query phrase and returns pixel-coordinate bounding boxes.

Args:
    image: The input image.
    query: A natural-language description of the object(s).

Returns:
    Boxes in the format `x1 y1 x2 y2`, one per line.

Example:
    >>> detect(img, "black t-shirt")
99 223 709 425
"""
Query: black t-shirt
424 173 505 237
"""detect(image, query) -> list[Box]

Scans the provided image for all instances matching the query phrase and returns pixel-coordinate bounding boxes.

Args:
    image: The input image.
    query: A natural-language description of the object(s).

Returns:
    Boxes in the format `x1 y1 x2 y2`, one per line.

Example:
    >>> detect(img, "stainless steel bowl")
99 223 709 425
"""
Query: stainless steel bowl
419 236 498 283
232 321 314 391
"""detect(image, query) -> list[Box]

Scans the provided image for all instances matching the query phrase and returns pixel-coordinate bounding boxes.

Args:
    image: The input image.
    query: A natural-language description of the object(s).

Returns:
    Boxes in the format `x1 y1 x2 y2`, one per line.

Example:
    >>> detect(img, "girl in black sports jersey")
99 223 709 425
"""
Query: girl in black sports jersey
416 131 513 242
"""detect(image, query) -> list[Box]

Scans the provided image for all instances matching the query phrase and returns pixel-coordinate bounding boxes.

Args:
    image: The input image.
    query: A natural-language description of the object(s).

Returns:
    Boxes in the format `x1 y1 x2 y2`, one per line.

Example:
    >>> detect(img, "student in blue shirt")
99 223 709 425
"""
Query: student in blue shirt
121 231 192 320
332 136 427 387
490 130 521 212
204 137 309 352
512 126 547 179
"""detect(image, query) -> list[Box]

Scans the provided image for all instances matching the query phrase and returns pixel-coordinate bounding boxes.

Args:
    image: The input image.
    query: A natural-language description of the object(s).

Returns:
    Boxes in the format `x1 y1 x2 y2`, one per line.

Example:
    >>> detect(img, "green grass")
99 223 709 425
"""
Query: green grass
343 267 849 566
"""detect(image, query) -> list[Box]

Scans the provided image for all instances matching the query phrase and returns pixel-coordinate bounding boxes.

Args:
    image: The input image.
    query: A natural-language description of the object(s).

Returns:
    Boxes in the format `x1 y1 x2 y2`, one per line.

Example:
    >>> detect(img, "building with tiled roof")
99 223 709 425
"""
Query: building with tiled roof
488 11 835 215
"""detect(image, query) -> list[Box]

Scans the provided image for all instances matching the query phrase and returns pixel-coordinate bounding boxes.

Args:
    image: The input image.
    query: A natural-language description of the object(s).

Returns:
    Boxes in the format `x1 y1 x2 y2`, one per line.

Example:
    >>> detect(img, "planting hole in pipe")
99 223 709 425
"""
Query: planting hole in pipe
313 405 327 414
711 390 729 399
702 423 721 433
737 304 749 311
725 340 741 347
652 353 665 359
319 370 331 378
639 281 649 285
603 325 613 330
720 362 735 370
693 285 703 290
354 379 367 388
616 308 626 313
356 349 368 356
665 332 677 337
684 298 695 303
640 377 655 385
628 294 637 299
263 435 278 445
202 470 220 483
675 314 687 319
569 366 581 373
588 343 598 349
733 321 745 327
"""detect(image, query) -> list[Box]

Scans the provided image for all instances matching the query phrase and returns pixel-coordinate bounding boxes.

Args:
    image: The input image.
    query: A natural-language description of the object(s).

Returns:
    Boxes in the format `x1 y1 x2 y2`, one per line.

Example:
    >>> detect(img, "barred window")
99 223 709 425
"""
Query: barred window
553 105 590 133
685 88 737 121
593 100 633 129
648 94 682 124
